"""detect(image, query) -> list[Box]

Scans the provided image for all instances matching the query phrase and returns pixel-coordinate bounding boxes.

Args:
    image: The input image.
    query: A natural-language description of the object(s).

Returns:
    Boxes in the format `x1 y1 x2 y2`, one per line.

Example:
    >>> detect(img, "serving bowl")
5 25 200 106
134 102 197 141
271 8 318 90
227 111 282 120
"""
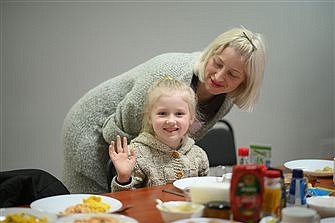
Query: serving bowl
156 201 204 223
307 196 335 218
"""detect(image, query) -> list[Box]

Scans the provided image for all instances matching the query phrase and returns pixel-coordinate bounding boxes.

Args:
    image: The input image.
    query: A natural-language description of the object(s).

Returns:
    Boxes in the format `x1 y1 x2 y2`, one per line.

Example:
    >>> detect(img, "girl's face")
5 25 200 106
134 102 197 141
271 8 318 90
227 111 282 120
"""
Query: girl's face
150 92 193 150
203 46 246 95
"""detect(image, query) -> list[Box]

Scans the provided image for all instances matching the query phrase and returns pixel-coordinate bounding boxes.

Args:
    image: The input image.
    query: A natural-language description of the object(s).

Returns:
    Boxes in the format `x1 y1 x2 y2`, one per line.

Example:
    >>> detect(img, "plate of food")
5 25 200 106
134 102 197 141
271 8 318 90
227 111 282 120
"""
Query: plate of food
0 207 57 222
30 194 122 215
173 174 231 191
56 213 138 223
284 159 334 177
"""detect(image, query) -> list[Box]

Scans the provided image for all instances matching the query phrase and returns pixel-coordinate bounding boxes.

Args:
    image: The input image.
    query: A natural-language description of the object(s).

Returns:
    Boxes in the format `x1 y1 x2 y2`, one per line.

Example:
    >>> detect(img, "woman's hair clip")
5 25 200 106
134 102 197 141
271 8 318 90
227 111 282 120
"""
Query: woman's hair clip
242 31 257 52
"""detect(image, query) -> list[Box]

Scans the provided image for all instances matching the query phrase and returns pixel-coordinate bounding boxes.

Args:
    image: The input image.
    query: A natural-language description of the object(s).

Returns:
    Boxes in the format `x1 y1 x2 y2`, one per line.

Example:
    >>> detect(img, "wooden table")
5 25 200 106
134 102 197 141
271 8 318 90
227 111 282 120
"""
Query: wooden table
103 176 335 223
104 184 185 223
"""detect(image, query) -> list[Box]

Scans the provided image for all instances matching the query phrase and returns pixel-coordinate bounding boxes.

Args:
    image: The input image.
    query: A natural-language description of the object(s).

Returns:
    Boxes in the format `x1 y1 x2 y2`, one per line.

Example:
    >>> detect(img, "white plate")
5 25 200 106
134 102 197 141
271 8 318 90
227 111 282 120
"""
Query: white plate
173 175 231 191
284 159 333 177
172 217 237 223
0 207 57 222
56 213 138 223
30 194 122 214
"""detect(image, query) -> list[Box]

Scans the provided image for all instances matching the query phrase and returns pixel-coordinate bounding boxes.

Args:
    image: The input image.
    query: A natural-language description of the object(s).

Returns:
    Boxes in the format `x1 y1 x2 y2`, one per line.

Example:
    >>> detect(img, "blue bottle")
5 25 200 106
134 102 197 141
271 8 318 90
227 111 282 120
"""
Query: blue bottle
287 169 306 206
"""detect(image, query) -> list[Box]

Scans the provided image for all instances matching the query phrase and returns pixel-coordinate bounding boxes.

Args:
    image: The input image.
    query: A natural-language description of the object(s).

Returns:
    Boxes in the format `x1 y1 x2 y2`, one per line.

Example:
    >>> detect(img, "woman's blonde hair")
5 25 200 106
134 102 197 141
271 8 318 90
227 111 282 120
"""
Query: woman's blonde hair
194 26 267 111
142 77 198 135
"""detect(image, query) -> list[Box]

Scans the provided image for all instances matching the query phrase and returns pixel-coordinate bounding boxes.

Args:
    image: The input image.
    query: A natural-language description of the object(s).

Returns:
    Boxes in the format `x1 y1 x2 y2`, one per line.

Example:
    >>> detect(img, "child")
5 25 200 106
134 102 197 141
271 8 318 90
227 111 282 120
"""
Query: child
109 77 209 191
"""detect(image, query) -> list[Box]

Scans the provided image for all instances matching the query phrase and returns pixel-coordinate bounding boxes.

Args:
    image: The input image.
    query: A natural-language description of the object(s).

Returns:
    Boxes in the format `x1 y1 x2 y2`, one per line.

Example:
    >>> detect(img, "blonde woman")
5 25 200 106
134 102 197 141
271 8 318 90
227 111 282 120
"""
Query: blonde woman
109 78 209 191
62 26 267 193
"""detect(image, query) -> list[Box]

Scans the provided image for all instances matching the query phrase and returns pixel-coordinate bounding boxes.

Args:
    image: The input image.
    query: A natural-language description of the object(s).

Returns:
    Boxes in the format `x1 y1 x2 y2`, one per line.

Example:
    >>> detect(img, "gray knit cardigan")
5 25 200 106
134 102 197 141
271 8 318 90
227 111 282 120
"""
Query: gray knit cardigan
62 52 233 194
111 132 209 192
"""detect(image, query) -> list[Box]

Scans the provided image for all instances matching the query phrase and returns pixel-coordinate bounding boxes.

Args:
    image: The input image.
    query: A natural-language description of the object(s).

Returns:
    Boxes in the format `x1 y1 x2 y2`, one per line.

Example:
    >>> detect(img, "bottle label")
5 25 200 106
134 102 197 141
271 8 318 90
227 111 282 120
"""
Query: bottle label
288 178 307 205
233 172 263 222
262 187 281 217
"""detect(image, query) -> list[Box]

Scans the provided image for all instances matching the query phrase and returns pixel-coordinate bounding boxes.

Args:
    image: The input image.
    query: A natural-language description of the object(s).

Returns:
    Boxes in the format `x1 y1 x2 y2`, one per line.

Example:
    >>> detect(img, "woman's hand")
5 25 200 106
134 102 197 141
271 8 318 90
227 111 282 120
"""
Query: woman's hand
108 135 136 184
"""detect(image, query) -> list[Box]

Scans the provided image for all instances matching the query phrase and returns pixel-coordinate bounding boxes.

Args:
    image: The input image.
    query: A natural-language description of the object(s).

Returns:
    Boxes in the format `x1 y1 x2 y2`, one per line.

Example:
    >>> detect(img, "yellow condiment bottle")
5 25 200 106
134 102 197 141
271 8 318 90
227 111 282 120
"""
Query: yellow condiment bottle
262 170 282 218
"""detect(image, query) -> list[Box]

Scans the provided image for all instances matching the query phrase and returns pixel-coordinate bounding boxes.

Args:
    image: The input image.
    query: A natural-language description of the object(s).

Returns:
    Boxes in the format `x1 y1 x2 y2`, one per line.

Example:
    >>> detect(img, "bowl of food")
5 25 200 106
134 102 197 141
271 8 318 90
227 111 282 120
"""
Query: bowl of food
307 196 335 218
156 201 204 223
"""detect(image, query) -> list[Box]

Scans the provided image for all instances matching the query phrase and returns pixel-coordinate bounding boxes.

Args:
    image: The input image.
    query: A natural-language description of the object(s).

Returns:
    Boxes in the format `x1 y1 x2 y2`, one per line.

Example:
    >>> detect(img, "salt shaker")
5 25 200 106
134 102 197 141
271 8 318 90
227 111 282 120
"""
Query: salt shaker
287 169 306 206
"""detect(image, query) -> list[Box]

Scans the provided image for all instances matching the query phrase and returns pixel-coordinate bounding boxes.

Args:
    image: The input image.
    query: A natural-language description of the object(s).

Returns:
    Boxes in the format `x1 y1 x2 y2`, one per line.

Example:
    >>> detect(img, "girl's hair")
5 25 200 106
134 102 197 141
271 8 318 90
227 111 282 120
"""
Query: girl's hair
194 26 267 111
141 77 198 135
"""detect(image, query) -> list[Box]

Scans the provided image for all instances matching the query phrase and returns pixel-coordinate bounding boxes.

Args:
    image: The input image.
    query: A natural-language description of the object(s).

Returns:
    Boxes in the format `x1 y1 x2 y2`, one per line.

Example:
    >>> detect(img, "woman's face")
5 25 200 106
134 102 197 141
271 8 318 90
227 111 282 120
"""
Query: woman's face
203 46 246 95
150 92 193 150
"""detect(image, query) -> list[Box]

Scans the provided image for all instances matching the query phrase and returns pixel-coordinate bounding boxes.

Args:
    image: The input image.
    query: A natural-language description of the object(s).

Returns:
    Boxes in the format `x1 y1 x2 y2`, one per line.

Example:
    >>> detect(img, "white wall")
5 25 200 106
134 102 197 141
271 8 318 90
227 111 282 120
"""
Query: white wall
1 1 334 180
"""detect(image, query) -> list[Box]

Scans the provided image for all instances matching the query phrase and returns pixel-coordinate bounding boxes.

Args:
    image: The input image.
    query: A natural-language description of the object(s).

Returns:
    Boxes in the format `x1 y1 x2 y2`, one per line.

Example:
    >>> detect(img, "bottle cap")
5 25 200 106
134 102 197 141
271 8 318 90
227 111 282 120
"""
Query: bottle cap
238 147 249 156
265 170 281 178
292 169 304 178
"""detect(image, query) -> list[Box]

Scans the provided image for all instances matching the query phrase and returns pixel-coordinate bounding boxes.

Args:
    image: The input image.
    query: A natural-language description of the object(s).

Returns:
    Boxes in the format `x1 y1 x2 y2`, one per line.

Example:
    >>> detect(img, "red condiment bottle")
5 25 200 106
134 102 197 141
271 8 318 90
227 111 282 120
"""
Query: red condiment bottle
230 164 265 223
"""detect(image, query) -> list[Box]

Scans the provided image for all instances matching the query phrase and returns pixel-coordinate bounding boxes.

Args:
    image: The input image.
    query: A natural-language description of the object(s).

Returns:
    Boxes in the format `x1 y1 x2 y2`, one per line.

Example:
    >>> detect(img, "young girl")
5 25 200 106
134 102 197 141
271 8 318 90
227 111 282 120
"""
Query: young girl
108 78 209 191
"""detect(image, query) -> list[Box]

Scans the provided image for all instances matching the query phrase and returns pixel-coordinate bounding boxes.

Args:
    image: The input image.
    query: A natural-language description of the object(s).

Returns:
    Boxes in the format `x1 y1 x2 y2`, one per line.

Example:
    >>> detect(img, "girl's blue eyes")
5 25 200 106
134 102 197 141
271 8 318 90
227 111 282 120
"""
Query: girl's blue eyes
157 112 185 116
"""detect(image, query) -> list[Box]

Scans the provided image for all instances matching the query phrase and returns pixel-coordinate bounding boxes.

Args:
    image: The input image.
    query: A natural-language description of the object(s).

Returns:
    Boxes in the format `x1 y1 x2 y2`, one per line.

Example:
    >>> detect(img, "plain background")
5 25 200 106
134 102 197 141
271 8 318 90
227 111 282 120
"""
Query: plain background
1 0 334 181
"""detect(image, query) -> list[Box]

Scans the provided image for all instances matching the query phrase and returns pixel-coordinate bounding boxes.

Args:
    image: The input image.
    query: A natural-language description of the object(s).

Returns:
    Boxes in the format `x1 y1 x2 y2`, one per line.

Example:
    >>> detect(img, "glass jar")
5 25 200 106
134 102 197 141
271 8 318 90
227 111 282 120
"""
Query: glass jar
203 201 231 219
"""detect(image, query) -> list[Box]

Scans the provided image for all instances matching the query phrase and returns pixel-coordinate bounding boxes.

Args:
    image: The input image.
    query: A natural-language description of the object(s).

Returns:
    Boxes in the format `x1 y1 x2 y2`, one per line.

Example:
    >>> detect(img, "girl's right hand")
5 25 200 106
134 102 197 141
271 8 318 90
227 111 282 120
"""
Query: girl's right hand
108 135 136 183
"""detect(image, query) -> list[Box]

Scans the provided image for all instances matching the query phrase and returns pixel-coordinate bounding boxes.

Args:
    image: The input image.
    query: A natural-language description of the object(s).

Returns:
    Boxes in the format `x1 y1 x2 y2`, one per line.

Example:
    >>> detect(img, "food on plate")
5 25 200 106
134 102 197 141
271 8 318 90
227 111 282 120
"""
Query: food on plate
62 196 110 215
315 166 333 173
73 216 121 223
0 213 48 223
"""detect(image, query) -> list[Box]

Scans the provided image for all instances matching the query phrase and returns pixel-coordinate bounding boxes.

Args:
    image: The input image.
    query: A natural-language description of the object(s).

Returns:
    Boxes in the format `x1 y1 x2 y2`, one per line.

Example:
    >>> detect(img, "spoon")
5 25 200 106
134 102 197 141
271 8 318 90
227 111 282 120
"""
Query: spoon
155 199 175 212
155 198 163 205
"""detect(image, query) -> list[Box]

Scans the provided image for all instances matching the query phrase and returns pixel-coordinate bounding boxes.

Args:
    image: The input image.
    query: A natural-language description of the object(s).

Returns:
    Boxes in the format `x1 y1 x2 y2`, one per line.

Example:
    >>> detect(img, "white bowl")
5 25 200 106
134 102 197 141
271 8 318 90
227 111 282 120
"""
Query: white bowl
156 201 204 223
307 196 335 218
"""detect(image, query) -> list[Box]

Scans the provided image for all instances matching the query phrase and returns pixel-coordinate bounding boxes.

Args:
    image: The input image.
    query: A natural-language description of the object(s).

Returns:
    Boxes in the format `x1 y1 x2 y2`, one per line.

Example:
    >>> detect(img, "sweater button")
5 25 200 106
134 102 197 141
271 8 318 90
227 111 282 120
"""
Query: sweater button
175 171 184 179
171 151 180 159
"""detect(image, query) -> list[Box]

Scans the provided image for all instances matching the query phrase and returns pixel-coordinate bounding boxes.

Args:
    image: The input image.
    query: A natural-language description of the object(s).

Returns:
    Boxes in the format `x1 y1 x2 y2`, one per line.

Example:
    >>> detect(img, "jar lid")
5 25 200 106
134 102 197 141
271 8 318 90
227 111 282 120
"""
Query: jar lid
281 207 318 223
206 201 230 210
265 170 281 178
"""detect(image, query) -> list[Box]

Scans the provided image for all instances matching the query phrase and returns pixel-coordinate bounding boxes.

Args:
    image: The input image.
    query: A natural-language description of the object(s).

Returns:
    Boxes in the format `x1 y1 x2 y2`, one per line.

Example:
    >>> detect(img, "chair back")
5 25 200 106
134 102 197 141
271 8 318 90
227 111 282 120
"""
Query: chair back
195 119 237 166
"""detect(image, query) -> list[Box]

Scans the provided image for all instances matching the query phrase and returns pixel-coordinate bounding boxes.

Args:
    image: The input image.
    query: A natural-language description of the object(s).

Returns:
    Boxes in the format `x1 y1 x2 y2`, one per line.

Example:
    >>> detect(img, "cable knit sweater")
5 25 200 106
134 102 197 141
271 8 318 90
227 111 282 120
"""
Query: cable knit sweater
62 52 233 194
111 132 209 192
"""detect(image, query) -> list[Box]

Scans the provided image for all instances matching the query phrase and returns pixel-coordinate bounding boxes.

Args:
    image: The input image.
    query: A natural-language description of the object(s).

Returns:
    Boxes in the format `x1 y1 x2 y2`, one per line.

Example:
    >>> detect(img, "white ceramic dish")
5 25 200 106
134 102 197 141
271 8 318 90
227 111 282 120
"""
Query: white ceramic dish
171 217 237 223
284 159 333 177
0 207 57 222
173 174 231 191
321 217 335 223
307 196 335 218
56 213 138 223
156 201 204 223
30 194 122 214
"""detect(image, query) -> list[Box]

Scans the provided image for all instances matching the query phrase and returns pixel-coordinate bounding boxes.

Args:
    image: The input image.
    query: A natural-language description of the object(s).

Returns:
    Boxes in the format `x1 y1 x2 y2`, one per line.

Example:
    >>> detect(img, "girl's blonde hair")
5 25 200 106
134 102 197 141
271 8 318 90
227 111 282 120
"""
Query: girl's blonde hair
142 77 198 135
194 26 267 111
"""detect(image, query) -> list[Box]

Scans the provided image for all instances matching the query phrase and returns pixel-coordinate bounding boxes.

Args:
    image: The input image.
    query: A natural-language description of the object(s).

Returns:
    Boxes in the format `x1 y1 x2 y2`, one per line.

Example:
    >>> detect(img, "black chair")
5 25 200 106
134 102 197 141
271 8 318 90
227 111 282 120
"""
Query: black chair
0 169 69 207
195 119 237 166
106 159 117 192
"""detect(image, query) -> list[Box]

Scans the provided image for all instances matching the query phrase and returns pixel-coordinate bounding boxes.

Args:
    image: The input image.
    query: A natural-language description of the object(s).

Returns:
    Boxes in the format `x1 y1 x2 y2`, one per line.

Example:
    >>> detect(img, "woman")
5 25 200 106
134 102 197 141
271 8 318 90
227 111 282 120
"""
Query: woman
62 26 267 193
